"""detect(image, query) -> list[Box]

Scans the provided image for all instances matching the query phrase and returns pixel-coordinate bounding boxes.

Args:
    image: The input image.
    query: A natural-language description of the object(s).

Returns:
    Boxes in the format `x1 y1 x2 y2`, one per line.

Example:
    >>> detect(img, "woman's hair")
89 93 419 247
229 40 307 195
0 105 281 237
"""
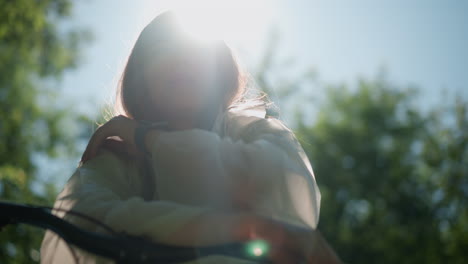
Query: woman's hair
110 11 258 128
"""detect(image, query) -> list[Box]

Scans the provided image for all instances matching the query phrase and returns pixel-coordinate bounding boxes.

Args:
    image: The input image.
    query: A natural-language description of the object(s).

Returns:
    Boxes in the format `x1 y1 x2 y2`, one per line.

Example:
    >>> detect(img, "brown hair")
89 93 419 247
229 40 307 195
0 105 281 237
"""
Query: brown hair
113 11 246 129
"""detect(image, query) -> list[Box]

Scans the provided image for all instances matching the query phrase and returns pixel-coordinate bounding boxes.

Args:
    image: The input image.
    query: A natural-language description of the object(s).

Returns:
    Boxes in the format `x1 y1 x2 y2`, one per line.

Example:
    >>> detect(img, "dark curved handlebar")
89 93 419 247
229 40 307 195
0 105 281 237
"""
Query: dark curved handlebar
0 201 272 264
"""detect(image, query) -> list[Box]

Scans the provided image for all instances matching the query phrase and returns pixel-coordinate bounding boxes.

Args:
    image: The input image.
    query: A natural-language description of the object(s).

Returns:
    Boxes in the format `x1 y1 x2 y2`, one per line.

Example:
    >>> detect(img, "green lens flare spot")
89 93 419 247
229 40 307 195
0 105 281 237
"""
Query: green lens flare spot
245 239 270 258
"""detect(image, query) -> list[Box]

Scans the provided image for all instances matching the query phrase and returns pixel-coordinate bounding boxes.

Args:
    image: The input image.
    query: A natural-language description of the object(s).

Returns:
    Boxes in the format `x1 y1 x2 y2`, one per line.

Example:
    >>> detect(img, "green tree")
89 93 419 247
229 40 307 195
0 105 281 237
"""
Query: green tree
0 1 91 262
254 32 467 262
293 76 468 263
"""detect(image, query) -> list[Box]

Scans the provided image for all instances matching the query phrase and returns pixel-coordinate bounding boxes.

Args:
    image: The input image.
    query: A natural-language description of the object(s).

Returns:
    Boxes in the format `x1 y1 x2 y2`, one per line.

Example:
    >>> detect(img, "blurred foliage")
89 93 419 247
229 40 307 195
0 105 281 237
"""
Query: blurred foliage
257 61 467 262
254 29 467 263
0 0 91 263
297 79 467 264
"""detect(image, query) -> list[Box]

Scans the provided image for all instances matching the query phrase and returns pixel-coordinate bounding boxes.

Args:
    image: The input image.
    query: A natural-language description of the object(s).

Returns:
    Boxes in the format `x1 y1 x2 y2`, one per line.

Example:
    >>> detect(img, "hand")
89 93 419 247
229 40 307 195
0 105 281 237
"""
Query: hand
165 211 308 263
242 216 342 264
81 115 140 163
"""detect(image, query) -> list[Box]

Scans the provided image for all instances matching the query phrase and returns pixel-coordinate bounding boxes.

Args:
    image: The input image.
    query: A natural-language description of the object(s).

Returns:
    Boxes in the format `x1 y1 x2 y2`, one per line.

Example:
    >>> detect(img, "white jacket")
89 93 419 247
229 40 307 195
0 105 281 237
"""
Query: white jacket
40 105 321 263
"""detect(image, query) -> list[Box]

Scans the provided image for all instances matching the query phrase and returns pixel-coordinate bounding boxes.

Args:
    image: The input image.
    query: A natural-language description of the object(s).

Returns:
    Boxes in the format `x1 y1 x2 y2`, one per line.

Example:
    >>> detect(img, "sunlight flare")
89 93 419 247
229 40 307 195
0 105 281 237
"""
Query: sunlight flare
168 0 275 45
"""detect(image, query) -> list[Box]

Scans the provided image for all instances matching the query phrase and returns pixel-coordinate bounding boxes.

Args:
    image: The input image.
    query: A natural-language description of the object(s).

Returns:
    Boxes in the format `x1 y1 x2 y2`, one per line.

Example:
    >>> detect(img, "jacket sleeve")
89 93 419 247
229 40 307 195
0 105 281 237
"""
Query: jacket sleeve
40 149 218 264
149 115 321 230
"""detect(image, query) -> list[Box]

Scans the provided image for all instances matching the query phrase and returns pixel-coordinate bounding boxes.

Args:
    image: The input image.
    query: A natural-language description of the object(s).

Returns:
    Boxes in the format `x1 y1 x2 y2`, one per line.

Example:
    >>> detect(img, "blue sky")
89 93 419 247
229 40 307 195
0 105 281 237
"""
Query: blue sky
279 1 468 97
60 0 468 117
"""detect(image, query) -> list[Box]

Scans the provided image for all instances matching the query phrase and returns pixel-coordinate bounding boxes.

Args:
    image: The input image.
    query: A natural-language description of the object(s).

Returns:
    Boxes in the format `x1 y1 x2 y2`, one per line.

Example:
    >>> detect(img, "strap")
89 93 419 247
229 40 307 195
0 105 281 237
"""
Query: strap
134 120 167 201
141 155 159 201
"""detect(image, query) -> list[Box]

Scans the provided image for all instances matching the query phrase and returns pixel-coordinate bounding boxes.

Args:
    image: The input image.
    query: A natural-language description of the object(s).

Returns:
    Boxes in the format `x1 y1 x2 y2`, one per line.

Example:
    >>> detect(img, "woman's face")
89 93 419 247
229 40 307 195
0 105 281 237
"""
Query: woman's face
143 42 220 123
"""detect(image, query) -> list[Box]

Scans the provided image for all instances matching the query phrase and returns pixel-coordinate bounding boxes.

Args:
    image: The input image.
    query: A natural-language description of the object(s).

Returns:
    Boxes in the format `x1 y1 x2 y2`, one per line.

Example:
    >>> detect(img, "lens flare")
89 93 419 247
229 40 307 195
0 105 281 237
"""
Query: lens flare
245 239 270 258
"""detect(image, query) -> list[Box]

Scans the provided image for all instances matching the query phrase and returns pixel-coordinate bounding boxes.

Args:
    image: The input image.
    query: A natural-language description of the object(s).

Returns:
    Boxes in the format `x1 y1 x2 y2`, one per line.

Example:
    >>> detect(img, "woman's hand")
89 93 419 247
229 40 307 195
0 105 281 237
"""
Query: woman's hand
242 215 343 264
81 115 141 163
165 209 341 264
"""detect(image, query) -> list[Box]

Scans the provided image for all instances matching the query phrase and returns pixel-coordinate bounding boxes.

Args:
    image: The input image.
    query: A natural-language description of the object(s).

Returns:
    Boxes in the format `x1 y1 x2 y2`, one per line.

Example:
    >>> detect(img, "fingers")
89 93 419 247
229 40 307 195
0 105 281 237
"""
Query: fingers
81 124 110 163
80 115 139 164
81 118 119 162
247 217 307 263
268 244 304 264
266 233 305 264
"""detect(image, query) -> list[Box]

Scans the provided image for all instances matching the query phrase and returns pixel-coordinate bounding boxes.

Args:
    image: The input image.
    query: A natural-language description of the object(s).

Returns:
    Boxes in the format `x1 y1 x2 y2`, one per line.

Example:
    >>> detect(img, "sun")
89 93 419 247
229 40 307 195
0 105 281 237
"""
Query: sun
166 0 275 46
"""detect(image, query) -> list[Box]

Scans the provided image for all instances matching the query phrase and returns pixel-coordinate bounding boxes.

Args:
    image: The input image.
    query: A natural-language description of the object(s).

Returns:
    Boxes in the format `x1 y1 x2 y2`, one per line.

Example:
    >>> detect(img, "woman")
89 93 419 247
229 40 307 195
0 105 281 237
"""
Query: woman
41 11 341 263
